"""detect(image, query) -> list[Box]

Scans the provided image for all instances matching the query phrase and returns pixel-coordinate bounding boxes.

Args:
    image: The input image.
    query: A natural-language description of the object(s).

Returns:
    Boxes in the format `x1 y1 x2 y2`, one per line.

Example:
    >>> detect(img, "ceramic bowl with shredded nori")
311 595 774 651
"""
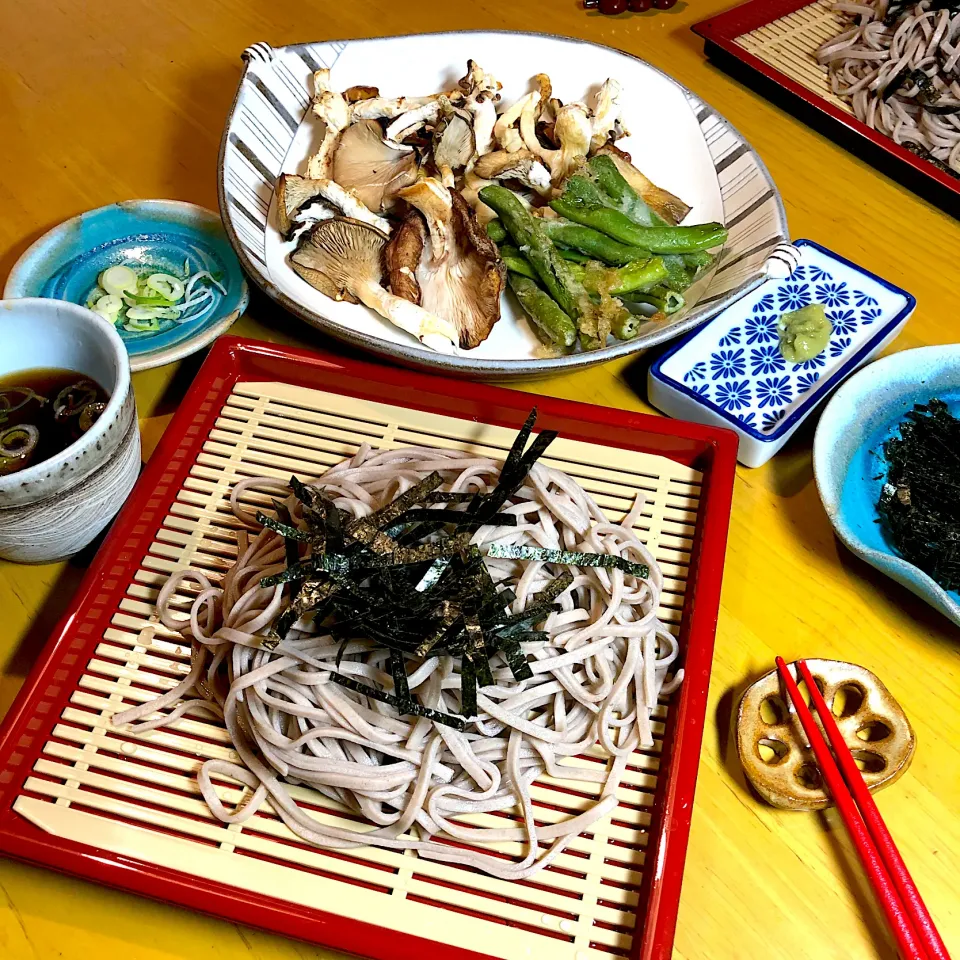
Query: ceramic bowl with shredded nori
814 345 960 629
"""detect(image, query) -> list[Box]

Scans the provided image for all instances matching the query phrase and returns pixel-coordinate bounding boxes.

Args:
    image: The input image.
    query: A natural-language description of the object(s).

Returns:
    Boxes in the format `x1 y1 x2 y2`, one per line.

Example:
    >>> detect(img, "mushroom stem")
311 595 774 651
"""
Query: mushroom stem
467 96 498 156
350 95 441 121
311 179 392 234
552 103 593 183
353 280 458 351
519 75 558 171
308 69 350 180
398 179 453 263
494 91 537 153
384 101 442 143
589 79 624 153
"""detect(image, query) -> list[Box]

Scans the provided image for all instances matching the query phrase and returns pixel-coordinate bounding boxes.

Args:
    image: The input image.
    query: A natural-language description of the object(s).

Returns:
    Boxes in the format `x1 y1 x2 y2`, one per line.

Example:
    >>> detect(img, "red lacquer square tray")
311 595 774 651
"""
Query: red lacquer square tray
694 0 960 214
0 337 737 960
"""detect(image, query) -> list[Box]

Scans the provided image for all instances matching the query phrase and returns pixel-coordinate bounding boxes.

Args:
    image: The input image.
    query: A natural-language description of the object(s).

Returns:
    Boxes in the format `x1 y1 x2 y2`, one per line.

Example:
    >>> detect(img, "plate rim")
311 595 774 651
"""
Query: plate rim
217 29 789 378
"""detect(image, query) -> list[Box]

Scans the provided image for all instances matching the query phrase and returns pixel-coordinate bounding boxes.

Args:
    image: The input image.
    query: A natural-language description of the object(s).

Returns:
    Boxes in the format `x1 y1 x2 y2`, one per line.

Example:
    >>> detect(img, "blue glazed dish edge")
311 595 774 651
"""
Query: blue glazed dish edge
813 344 960 629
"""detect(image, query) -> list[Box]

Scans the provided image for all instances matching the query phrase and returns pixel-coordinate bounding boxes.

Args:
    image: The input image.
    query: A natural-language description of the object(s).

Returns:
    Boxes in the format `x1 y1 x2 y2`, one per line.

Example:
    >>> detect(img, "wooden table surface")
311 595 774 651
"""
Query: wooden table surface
1 1 958 957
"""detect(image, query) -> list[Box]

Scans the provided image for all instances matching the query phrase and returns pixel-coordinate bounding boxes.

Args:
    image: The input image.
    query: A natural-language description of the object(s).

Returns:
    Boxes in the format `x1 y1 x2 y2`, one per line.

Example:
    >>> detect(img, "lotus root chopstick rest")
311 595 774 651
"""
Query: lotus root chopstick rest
737 658 915 810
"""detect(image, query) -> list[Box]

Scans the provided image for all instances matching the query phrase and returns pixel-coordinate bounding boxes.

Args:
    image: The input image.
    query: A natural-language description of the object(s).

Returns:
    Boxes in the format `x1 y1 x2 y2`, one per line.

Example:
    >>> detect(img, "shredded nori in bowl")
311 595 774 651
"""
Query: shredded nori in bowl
255 409 651 730
877 399 960 591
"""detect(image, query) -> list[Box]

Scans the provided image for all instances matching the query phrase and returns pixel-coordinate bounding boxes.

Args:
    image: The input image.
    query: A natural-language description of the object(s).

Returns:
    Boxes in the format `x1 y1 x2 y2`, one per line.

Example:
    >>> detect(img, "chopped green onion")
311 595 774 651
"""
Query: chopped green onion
99 265 139 297
147 273 185 301
92 294 123 321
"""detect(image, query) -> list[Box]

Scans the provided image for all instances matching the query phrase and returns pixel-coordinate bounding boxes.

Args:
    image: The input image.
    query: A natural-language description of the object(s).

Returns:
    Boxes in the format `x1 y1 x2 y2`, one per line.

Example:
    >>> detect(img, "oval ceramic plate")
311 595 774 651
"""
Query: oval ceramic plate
813 344 960 628
219 31 791 378
4 201 249 373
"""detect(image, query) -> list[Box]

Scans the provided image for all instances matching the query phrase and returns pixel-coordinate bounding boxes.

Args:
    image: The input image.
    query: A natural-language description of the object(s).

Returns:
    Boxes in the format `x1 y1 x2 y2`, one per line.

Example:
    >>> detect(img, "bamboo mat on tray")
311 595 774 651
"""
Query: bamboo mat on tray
12 380 703 960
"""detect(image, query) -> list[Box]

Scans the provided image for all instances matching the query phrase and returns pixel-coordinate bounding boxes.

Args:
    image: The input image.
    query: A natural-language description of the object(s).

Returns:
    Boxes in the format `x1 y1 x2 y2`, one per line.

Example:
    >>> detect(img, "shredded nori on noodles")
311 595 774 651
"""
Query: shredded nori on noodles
882 65 912 101
877 399 960 591
254 409 653 727
487 543 649 579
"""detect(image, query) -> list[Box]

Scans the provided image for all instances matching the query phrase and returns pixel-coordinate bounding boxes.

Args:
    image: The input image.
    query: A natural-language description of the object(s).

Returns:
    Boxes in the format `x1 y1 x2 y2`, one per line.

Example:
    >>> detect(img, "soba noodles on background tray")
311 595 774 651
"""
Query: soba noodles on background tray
112 413 681 880
817 0 960 175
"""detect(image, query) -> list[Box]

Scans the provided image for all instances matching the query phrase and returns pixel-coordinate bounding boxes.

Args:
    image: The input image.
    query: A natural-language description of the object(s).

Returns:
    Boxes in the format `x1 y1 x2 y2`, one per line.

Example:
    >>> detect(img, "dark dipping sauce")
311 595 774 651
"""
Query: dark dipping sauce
0 368 111 477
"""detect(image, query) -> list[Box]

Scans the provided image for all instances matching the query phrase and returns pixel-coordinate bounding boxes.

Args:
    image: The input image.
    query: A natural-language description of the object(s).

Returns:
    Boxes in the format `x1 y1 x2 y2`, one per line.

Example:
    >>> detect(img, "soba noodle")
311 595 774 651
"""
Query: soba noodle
112 444 682 880
816 0 960 173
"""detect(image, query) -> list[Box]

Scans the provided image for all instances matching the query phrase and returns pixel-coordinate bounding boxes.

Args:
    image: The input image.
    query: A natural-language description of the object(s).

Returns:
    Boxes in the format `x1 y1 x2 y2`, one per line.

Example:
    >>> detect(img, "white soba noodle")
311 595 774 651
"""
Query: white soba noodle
112 444 682 880
817 0 960 173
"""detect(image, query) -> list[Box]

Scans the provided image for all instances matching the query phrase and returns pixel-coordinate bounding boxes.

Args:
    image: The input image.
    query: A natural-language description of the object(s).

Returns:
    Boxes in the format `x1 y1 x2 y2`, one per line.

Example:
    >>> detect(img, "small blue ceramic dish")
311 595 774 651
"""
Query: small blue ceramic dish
648 239 915 467
4 201 248 372
814 344 960 629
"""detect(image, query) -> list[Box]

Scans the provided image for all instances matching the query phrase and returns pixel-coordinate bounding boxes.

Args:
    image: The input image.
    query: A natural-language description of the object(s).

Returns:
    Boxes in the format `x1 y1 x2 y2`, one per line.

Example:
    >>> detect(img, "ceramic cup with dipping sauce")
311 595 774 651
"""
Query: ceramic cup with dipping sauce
0 298 140 562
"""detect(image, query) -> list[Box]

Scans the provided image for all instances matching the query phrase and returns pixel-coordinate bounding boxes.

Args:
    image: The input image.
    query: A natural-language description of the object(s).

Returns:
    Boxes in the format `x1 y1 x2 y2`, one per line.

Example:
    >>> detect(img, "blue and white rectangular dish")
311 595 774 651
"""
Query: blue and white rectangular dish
648 239 916 467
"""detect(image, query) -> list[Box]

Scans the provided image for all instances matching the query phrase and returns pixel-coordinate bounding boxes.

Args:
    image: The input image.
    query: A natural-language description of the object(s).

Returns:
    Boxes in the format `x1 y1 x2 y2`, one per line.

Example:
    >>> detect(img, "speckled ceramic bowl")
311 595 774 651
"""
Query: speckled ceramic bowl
4 201 249 372
813 344 960 628
0 298 140 563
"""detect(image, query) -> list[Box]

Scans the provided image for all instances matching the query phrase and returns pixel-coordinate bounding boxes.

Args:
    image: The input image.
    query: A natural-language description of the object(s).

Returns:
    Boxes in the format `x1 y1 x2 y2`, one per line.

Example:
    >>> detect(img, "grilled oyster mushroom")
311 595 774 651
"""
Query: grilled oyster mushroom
460 168 497 226
391 179 505 349
398 178 454 262
343 85 379 103
519 74 558 171
552 102 593 182
331 119 419 213
385 100 443 143
473 150 552 195
433 100 476 186
384 211 426 304
457 60 501 157
594 143 691 225
350 95 441 121
276 174 388 242
276 174 329 236
494 91 537 154
458 59 501 103
589 79 625 153
291 218 458 352
307 69 350 180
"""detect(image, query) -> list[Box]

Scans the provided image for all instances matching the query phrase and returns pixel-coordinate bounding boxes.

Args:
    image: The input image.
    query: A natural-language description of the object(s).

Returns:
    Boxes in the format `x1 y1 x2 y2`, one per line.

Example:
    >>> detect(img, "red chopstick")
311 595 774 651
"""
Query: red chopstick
774 657 934 960
795 659 951 960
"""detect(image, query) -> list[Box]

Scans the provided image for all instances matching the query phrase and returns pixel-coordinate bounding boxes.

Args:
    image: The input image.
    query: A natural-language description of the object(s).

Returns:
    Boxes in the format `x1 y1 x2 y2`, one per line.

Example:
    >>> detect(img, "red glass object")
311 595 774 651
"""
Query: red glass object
629 0 652 10
599 0 628 12
653 0 677 8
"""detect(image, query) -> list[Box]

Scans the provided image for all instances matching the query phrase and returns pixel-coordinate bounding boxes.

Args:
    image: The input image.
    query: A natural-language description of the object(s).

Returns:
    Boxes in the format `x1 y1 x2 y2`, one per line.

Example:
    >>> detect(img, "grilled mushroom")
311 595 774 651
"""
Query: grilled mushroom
433 100 476 186
389 179 505 349
276 174 330 236
589 79 625 153
494 91 537 154
290 218 458 352
473 150 552 195
552 102 593 182
306 69 350 180
519 74 558 171
350 95 442 121
331 119 419 212
276 173 388 241
384 212 426 305
458 60 501 157
343 85 380 103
